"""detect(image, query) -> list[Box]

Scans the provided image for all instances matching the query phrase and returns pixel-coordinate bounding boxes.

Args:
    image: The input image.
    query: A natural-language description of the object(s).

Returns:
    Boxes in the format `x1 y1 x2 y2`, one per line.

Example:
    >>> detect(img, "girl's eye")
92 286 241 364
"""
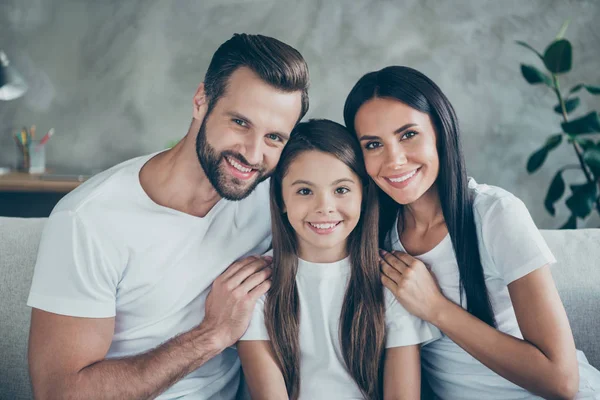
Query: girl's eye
297 188 312 195
335 187 350 195
233 118 247 127
365 141 382 150
266 133 282 142
401 130 418 140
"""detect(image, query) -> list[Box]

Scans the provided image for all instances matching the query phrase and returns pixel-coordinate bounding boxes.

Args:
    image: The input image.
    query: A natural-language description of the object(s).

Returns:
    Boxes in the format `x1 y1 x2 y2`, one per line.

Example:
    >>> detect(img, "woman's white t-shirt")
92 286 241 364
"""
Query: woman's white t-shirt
240 255 441 399
390 178 600 399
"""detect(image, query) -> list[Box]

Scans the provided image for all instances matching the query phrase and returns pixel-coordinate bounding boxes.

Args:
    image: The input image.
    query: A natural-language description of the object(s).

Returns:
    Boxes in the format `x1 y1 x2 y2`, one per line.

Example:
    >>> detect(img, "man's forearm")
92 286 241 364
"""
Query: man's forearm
45 324 224 400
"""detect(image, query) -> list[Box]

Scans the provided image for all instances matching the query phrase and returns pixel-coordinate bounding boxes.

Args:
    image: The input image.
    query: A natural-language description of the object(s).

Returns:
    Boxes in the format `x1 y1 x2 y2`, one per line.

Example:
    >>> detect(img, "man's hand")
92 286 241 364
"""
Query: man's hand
202 255 273 348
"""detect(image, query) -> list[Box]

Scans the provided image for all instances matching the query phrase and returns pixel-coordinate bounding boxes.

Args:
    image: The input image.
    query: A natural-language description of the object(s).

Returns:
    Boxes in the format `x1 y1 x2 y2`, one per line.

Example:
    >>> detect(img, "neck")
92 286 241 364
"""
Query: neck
297 241 348 264
139 119 221 217
402 184 445 232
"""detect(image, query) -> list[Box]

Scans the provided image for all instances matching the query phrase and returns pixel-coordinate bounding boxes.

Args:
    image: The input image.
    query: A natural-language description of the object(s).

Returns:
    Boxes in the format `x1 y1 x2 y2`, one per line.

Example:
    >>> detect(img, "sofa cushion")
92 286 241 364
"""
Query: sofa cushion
0 218 46 399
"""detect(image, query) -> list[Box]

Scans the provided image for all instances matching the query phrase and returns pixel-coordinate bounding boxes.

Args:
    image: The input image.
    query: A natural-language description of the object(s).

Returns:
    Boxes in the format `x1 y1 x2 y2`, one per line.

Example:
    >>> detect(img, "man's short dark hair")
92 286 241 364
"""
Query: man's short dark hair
204 33 309 122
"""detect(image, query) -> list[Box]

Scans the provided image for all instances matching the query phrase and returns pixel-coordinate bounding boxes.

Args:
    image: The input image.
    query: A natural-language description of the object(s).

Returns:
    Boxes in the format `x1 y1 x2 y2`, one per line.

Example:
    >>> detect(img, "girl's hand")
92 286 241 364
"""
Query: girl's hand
379 250 447 323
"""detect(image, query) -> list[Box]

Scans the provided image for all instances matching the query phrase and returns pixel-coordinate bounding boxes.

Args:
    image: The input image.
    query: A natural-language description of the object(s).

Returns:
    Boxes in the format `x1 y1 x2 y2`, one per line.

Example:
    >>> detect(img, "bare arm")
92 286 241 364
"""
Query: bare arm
381 251 579 400
28 256 272 400
238 341 288 399
430 266 578 399
383 345 421 400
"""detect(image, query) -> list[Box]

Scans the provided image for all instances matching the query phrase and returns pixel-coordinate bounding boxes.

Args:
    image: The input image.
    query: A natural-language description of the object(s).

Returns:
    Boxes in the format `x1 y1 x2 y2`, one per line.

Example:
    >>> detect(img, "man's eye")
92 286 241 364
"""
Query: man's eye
266 133 282 142
233 119 246 127
297 188 312 195
336 187 350 194
365 141 382 150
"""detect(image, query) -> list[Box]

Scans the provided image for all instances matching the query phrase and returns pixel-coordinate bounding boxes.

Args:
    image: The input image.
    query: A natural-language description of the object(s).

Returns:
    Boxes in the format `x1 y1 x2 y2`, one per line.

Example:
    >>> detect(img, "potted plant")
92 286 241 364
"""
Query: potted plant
517 21 600 228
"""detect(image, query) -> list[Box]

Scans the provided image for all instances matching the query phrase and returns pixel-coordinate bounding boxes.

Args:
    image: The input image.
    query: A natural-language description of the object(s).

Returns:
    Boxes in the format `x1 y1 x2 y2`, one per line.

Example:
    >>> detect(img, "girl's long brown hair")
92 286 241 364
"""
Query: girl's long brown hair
265 119 385 399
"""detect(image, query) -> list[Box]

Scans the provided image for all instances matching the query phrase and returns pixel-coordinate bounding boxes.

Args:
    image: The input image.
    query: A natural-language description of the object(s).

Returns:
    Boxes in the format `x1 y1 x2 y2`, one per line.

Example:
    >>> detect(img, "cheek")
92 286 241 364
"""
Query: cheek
363 155 380 179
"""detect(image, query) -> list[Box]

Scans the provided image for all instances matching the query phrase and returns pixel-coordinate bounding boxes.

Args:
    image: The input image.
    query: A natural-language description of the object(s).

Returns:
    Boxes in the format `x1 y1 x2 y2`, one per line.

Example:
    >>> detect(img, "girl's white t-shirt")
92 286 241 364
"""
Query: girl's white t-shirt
240 255 441 399
390 178 600 399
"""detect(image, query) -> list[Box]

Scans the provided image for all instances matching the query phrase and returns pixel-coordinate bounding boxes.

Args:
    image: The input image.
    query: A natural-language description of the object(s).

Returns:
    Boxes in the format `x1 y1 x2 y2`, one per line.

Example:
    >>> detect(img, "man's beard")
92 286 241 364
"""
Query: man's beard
196 117 270 201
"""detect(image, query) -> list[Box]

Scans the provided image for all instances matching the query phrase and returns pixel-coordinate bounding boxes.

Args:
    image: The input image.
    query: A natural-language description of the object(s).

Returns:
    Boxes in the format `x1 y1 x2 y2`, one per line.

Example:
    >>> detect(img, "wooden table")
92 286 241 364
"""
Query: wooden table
0 172 87 193
0 172 88 217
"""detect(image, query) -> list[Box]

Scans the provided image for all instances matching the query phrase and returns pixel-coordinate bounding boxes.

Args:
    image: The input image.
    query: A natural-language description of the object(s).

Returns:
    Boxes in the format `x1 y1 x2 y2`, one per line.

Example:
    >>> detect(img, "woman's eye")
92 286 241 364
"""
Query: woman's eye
401 130 418 140
365 141 382 150
233 118 247 127
297 188 312 195
266 133 282 142
335 187 350 195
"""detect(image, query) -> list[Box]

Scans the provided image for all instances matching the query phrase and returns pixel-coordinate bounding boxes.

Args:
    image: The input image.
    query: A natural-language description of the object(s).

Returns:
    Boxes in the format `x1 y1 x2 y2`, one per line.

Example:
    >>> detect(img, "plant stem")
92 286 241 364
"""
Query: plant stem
553 74 600 213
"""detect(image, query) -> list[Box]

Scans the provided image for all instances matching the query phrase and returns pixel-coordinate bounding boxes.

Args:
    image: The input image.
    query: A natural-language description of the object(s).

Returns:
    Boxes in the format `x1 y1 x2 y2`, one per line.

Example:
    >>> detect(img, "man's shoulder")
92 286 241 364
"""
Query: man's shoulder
52 154 152 217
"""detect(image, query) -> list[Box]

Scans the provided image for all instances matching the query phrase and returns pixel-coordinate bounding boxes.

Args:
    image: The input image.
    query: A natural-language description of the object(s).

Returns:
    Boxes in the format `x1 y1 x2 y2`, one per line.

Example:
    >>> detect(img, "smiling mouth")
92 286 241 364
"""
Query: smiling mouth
224 156 259 180
307 221 343 235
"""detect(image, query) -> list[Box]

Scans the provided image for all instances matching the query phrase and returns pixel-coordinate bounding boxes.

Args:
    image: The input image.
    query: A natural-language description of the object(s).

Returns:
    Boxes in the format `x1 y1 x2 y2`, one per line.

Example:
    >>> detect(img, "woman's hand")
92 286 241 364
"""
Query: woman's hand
379 250 447 323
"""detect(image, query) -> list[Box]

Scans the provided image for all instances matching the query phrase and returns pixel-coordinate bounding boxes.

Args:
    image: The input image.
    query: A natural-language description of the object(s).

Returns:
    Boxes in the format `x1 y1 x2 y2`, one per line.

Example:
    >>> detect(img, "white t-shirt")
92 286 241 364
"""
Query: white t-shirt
27 153 272 400
390 178 600 399
240 255 441 399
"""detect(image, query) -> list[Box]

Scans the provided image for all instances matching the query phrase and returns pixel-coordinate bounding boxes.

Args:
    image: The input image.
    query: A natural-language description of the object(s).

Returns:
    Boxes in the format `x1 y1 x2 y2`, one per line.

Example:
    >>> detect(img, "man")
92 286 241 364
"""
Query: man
27 33 309 399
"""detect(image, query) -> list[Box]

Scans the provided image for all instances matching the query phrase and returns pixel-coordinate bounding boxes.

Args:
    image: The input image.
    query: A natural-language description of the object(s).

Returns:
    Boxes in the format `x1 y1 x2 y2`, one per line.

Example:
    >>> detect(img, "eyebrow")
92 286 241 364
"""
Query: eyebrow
291 178 357 186
226 111 290 141
358 123 418 141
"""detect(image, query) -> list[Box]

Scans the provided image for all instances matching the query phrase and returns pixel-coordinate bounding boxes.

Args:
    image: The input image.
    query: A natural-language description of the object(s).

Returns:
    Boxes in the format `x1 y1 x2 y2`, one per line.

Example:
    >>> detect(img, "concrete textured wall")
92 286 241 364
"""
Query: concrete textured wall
1 0 599 228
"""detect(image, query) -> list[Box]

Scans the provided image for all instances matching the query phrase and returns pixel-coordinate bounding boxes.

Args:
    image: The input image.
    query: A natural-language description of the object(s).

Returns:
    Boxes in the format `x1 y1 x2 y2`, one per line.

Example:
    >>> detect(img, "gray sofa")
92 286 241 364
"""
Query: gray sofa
1 217 599 399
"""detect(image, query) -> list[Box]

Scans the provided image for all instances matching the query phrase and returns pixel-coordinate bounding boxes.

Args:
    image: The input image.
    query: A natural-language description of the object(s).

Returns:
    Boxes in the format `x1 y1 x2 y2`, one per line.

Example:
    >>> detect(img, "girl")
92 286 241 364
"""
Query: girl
343 66 600 399
238 119 440 399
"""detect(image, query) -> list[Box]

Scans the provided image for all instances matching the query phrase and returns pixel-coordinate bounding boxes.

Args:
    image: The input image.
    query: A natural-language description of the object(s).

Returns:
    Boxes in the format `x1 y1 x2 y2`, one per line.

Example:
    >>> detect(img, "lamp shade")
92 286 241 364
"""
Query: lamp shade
0 51 28 101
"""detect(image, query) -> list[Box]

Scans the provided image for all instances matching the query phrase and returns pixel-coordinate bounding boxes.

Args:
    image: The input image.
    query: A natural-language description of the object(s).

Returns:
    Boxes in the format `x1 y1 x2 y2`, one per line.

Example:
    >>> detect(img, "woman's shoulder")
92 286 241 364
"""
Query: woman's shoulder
468 178 527 222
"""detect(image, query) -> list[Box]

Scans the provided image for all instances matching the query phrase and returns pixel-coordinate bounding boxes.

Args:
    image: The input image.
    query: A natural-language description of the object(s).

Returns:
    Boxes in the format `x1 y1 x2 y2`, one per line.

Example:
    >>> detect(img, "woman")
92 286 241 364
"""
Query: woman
238 119 439 399
343 66 600 399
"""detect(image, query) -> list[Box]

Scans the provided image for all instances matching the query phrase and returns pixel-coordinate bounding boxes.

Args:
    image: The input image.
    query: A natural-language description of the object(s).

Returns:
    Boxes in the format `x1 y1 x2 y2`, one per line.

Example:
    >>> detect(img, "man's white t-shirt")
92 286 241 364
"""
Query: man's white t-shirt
390 178 600 399
27 153 272 400
240 255 441 399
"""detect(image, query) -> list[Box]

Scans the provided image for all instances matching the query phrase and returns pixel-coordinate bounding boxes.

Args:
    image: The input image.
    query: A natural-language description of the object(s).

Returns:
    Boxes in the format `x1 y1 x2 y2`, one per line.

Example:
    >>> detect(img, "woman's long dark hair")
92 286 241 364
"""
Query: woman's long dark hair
266 119 385 399
343 66 496 328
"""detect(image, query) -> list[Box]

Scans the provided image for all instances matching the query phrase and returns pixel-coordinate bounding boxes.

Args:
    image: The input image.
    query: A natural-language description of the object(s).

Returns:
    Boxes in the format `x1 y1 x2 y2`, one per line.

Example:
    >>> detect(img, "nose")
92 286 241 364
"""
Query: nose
240 134 263 166
315 192 335 214
384 142 408 170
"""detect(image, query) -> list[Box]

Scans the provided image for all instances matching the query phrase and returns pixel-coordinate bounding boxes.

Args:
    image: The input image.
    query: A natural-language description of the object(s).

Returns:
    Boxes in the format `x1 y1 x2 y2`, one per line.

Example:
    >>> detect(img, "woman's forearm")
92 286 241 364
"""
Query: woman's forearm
431 299 578 399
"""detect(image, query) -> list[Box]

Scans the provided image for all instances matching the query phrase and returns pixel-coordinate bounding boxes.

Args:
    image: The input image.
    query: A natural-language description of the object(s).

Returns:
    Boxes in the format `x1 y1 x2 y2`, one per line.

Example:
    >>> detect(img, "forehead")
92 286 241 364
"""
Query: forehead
354 97 432 136
284 151 358 184
216 67 302 133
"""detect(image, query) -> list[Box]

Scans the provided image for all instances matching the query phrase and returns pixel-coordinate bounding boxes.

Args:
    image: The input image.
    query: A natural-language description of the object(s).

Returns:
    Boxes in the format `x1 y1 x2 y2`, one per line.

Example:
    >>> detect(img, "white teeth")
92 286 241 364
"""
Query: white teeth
309 222 339 229
227 157 252 173
389 169 417 183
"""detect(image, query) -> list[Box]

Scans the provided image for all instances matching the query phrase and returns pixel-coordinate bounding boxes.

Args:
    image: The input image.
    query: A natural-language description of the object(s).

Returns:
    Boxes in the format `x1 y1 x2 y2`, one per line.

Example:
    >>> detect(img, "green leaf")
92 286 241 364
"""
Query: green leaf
556 19 570 39
574 137 595 150
569 84 584 94
583 147 600 178
561 112 600 134
526 135 563 173
565 182 598 218
586 85 600 95
527 147 548 173
559 214 577 229
545 133 563 151
553 97 580 114
520 64 553 86
515 41 544 60
544 170 566 216
543 39 572 74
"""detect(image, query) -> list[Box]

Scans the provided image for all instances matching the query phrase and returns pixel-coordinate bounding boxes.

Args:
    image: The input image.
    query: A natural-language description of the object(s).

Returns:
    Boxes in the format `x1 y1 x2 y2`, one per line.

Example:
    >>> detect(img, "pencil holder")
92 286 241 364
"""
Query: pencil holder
16 140 46 173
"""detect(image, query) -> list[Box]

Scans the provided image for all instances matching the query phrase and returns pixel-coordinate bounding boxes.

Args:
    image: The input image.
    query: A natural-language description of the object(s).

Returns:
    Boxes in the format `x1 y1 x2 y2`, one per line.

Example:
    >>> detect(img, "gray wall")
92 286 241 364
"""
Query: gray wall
1 0 599 228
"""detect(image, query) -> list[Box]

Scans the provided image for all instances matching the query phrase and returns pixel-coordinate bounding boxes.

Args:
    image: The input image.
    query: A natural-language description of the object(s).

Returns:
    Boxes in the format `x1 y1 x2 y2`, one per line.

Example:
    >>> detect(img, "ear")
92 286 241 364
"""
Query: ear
192 83 208 121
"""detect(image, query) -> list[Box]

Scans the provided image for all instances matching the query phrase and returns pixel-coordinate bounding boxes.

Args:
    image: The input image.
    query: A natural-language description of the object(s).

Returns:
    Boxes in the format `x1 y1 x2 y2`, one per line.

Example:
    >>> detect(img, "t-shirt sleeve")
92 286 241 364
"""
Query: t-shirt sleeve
239 294 270 341
27 210 120 318
481 195 556 285
385 289 442 348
